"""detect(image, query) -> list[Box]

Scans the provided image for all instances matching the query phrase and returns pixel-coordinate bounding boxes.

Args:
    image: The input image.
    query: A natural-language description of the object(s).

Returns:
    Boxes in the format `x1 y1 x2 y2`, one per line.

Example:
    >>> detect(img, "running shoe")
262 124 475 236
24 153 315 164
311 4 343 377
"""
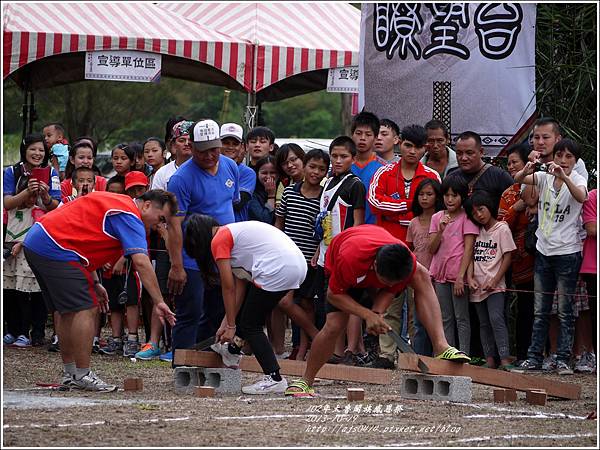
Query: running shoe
13 335 31 348
71 371 117 392
242 375 288 395
435 346 471 363
135 342 161 360
210 343 242 368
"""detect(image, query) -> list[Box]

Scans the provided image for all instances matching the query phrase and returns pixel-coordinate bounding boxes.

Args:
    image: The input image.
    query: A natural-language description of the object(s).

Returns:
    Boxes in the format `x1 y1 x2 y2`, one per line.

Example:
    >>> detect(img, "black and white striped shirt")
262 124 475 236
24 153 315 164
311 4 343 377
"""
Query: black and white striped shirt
275 182 322 262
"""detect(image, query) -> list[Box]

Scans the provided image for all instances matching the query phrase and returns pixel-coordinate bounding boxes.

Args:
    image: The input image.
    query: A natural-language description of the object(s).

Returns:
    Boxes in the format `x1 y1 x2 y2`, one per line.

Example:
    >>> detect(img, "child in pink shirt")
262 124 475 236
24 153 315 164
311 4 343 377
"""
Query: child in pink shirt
407 178 444 355
578 188 596 367
467 191 516 369
429 177 478 355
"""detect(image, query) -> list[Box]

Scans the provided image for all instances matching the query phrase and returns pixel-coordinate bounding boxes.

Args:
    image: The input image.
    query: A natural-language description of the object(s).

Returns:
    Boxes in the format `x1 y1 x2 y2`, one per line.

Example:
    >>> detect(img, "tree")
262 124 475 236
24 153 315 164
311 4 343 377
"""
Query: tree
535 3 597 188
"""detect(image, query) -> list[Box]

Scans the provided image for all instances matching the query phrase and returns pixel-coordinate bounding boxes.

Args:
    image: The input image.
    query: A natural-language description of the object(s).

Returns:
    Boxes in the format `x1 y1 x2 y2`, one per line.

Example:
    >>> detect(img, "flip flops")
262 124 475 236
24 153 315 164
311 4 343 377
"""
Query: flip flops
284 379 315 397
435 346 471 363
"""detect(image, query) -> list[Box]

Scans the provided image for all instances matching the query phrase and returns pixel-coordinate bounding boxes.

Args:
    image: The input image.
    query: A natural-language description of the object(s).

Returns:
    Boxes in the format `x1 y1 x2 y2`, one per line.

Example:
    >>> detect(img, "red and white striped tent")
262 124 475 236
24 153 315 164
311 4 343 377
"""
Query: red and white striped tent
3 2 253 90
155 2 361 101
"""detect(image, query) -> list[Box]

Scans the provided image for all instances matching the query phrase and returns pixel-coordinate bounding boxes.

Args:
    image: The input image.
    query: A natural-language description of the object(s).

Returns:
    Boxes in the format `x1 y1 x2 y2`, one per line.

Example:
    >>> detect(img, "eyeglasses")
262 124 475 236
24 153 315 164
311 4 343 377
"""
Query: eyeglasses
285 156 300 166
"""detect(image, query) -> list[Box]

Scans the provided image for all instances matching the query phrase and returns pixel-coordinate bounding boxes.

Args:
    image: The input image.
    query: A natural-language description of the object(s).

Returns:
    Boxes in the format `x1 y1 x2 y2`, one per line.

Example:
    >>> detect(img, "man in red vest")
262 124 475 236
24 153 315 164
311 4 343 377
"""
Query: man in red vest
23 189 177 392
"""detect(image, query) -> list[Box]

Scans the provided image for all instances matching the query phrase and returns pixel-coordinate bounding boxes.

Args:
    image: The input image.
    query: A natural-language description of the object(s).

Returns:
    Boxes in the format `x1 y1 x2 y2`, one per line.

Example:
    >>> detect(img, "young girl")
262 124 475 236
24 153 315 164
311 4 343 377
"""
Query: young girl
61 141 107 200
143 137 167 187
248 156 278 224
406 178 443 356
3 133 60 347
111 143 135 177
466 191 516 370
183 214 307 395
429 177 478 355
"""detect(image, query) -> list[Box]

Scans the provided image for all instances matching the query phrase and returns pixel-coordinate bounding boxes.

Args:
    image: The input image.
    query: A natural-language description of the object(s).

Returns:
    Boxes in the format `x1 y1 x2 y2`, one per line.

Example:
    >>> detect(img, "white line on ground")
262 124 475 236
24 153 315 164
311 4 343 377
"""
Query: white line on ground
462 403 588 420
447 432 596 444
3 416 191 429
464 413 587 420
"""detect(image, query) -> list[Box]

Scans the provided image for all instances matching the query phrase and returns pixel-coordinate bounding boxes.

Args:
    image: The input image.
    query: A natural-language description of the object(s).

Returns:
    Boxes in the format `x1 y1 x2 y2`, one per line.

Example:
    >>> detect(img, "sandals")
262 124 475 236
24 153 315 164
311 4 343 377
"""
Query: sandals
435 346 471 363
284 379 315 397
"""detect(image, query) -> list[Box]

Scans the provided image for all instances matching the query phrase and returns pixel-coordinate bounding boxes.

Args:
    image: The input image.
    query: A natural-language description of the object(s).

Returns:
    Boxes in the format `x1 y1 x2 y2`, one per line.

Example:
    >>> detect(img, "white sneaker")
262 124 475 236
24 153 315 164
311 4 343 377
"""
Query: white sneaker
242 375 288 395
276 351 291 360
211 343 242 368
13 335 31 348
71 371 117 392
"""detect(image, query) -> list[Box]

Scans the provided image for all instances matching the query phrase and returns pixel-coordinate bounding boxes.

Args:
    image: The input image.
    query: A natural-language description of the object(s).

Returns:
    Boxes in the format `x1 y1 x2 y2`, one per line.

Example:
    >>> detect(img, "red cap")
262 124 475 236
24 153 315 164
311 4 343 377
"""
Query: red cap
124 171 148 191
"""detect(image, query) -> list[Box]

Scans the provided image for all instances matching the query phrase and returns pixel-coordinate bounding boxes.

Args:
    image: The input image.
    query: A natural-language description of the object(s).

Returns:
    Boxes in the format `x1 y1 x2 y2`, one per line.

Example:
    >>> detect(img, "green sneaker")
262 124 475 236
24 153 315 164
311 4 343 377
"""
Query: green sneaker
284 379 315 397
435 346 471 363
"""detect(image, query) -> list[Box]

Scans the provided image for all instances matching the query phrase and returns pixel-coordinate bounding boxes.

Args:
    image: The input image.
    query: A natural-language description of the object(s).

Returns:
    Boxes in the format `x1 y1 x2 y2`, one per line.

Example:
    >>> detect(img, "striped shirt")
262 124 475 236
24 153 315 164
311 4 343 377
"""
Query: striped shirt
275 182 322 262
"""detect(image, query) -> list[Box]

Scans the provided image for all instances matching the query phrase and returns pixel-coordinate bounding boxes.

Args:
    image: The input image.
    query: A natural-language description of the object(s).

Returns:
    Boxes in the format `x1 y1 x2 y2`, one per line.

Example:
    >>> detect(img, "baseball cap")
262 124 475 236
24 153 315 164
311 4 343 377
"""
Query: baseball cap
191 119 222 151
124 171 148 191
220 123 243 143
171 120 194 140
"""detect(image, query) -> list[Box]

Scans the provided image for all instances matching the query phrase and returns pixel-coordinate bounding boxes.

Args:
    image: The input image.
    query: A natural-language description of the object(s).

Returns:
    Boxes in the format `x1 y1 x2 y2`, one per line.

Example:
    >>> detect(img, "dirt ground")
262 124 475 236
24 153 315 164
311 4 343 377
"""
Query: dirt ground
2 343 598 448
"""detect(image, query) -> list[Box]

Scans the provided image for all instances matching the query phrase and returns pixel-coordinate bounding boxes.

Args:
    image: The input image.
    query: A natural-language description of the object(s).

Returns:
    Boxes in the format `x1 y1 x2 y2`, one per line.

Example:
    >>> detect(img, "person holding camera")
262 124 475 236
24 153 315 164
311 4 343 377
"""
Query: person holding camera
3 133 61 348
511 138 588 375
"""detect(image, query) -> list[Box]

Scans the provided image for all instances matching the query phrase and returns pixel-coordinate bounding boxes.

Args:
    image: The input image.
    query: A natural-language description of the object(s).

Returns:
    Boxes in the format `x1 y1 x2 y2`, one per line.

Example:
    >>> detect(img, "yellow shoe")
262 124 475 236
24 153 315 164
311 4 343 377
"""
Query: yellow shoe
284 379 315 397
435 346 471 363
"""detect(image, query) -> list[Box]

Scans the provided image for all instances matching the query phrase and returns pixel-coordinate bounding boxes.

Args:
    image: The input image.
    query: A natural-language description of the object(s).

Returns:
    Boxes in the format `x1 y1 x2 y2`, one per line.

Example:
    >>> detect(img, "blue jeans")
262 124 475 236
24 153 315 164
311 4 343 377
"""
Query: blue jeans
527 251 581 364
172 269 220 350
412 309 433 356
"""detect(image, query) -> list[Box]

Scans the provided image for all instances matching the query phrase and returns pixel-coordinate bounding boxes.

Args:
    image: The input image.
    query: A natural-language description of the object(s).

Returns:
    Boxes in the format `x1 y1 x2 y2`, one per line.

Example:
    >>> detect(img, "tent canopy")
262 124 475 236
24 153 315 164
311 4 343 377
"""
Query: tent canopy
157 2 361 101
3 2 360 103
3 2 253 90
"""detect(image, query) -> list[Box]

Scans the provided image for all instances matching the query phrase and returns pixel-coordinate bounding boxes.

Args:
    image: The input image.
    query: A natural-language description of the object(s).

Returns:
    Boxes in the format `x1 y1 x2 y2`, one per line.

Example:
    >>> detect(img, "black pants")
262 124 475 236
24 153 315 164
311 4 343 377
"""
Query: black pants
236 285 287 375
582 274 596 353
515 280 535 361
3 289 47 340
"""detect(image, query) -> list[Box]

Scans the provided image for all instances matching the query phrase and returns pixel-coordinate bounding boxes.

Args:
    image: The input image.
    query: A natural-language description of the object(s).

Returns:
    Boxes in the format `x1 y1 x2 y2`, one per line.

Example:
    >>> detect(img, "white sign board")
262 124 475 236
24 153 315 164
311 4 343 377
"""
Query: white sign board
327 66 359 93
359 3 536 155
85 50 161 83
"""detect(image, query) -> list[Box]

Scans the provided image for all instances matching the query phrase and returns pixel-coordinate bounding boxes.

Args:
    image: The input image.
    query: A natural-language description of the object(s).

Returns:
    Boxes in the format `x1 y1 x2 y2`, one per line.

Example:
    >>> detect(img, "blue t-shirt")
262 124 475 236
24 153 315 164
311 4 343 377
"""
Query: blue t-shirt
3 164 61 200
167 155 240 270
351 157 384 225
23 213 148 262
234 163 257 222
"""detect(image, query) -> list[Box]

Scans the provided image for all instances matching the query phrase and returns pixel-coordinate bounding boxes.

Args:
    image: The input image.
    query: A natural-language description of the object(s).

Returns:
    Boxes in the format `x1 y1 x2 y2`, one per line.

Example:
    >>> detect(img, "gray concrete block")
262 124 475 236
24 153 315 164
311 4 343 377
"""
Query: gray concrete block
399 373 471 403
174 366 241 394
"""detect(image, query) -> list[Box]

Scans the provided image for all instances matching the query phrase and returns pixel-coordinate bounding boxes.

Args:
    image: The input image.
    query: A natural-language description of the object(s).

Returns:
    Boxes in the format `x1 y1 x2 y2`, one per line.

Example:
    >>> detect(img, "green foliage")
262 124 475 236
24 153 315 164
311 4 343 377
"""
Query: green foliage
535 3 597 188
3 132 22 166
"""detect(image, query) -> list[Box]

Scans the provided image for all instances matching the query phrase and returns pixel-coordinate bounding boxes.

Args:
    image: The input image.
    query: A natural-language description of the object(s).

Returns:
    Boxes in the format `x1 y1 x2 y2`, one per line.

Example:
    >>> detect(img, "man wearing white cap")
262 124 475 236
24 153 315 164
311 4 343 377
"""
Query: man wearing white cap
220 123 256 222
166 119 240 352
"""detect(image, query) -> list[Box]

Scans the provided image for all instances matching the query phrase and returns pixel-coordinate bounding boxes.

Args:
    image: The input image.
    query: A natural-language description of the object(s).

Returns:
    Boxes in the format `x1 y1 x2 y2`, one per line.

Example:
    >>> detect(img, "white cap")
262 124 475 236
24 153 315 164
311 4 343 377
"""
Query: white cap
220 123 244 142
191 119 222 151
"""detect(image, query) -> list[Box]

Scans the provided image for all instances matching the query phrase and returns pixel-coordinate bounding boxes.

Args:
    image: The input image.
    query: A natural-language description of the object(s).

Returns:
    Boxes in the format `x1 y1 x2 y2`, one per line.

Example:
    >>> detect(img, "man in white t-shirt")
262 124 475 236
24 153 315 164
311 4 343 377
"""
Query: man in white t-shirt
151 120 194 190
512 138 588 375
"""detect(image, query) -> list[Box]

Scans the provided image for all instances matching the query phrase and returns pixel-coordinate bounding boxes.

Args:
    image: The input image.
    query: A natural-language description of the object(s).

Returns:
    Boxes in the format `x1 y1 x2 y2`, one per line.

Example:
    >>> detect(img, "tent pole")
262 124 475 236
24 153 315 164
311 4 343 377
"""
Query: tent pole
21 88 29 141
28 89 36 134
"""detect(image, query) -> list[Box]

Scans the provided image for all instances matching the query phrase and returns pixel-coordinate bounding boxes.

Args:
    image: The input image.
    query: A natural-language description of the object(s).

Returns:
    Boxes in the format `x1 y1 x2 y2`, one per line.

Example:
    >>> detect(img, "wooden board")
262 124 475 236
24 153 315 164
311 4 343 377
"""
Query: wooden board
398 354 581 400
174 350 393 385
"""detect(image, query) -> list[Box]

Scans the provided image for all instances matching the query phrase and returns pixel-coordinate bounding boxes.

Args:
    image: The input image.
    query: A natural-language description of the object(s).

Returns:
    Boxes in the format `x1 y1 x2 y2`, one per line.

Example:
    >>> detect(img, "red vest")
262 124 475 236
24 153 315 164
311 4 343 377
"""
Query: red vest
38 192 142 271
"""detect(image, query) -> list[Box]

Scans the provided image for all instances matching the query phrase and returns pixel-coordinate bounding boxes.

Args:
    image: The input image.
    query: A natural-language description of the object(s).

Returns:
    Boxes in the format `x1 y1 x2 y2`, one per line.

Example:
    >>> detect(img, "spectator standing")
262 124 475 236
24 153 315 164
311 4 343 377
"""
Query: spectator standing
467 191 516 370
247 127 275 169
166 119 240 352
3 134 60 347
429 177 478 355
220 123 255 222
43 122 69 180
350 111 384 225
248 156 278 224
374 118 401 163
144 137 167 187
497 143 537 363
422 120 459 179
511 139 587 375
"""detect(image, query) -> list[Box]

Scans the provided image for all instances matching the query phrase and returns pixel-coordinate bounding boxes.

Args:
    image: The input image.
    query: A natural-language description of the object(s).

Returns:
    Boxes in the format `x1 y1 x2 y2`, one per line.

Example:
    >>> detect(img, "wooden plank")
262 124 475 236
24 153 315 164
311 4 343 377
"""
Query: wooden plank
174 350 393 385
398 354 580 400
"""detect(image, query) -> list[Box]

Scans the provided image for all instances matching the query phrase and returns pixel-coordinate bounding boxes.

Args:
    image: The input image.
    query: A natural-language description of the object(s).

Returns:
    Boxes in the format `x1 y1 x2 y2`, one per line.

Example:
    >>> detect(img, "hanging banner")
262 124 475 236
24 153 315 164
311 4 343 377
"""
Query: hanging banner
327 66 360 93
85 50 161 83
359 3 536 155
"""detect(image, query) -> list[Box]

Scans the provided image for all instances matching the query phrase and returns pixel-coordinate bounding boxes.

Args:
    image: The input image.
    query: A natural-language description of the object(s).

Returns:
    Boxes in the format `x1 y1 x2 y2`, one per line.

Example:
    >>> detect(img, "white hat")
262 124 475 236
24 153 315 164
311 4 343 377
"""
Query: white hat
220 123 244 142
191 119 222 151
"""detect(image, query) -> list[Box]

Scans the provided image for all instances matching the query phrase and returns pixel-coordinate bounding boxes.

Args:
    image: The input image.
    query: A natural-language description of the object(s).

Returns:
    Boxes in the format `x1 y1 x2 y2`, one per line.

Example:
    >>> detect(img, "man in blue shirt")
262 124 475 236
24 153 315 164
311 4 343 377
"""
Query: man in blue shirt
219 122 256 222
167 119 240 352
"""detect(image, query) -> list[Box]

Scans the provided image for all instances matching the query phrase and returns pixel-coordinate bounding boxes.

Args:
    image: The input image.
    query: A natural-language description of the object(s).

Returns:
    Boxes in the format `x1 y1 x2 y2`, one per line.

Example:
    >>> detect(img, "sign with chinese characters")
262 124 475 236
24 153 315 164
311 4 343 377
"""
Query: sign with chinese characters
359 3 536 155
85 50 161 83
327 66 359 93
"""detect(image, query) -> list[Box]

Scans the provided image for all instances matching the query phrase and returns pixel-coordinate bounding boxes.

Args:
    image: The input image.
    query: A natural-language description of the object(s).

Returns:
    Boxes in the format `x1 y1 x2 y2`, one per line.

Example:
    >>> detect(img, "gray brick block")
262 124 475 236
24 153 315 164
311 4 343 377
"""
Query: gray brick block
399 373 471 403
174 366 241 394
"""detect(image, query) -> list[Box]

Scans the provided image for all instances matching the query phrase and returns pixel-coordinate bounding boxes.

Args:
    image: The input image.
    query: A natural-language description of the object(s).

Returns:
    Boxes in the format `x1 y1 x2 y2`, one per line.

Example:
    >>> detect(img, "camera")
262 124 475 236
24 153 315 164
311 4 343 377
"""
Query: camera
534 162 549 172
117 289 128 305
